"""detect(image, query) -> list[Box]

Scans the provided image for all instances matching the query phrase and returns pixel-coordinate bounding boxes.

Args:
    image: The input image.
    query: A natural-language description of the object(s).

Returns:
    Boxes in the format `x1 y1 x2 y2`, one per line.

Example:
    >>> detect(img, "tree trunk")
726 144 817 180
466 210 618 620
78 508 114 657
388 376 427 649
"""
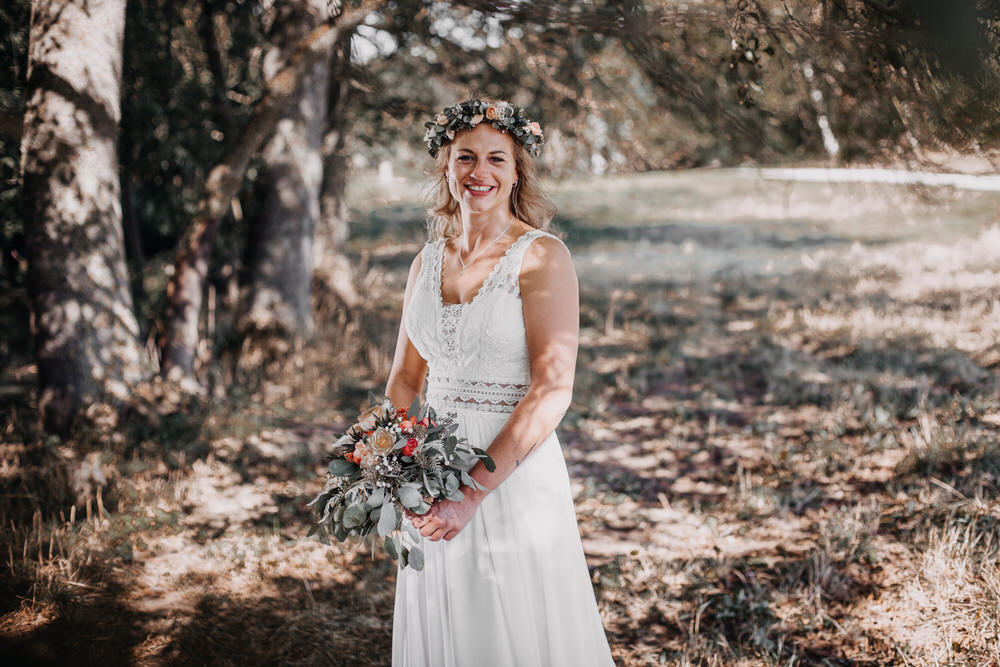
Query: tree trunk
158 3 372 384
238 0 330 349
314 43 358 309
20 0 151 435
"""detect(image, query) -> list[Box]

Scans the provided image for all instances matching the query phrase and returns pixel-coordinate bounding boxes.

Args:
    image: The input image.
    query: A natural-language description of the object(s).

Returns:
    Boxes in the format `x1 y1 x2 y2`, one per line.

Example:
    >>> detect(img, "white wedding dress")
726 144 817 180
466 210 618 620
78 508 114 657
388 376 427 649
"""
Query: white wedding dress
393 229 615 667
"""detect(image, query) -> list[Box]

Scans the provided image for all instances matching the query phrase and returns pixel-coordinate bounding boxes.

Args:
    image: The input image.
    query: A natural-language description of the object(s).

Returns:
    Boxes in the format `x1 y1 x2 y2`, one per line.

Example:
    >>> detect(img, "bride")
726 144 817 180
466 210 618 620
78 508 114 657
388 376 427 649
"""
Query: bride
384 98 615 666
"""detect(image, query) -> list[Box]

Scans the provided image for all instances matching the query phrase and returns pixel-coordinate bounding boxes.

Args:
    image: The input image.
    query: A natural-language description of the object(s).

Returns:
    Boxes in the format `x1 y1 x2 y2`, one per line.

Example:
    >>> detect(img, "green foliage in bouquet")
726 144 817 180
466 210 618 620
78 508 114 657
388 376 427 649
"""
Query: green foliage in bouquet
308 394 495 570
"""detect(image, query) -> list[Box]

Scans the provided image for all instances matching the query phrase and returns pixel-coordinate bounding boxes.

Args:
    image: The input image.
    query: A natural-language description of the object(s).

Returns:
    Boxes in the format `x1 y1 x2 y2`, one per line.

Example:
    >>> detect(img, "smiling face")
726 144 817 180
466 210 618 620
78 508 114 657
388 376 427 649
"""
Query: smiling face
445 123 518 217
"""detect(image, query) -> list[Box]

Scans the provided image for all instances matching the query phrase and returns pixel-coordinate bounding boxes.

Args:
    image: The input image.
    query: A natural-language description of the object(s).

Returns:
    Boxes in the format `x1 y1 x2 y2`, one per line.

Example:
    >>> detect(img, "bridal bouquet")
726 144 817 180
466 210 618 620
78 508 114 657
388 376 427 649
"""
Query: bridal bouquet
308 395 494 570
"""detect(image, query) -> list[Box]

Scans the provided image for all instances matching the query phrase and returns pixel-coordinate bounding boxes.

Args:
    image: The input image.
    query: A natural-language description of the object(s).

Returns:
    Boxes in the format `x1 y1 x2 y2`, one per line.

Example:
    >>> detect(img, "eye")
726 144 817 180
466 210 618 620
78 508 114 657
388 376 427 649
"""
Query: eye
489 156 505 163
456 155 473 162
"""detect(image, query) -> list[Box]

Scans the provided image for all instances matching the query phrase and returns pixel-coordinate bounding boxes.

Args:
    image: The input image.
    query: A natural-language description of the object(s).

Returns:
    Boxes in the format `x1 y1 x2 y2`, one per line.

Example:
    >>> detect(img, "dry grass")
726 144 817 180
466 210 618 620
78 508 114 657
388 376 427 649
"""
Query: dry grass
2 168 1000 665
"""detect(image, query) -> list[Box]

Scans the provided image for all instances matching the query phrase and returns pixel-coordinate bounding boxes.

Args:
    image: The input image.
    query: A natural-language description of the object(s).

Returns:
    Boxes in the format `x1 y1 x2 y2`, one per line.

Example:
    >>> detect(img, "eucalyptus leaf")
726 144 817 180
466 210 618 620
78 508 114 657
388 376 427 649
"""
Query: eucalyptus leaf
343 503 367 529
378 502 397 537
444 436 457 457
310 492 330 515
472 447 497 472
404 520 421 543
328 458 358 476
409 395 421 420
459 470 488 491
384 535 398 560
366 488 385 508
398 484 423 508
446 488 465 502
400 547 409 569
408 546 425 571
445 473 459 494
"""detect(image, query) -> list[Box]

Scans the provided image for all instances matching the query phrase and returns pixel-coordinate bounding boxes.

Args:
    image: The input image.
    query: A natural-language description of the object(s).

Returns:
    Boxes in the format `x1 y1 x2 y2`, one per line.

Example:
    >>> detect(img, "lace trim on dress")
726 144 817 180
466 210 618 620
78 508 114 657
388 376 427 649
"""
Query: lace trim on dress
436 231 537 307
440 303 462 357
426 375 529 414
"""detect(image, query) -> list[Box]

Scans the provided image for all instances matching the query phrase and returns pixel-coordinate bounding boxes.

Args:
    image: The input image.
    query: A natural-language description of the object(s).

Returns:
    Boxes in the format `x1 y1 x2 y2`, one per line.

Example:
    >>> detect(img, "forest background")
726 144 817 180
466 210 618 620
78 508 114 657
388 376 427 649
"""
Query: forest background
2 1 1000 664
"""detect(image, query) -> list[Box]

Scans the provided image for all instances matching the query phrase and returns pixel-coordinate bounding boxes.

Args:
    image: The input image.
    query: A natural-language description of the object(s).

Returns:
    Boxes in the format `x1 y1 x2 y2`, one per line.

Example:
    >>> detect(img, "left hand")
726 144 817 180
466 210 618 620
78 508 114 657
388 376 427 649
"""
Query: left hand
408 486 486 541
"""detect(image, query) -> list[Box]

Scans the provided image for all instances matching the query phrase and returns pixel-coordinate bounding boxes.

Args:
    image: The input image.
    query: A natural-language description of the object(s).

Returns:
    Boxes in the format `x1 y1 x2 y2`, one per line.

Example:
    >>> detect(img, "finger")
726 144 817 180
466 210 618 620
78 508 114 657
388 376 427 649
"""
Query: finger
443 530 458 541
427 527 448 542
418 519 441 538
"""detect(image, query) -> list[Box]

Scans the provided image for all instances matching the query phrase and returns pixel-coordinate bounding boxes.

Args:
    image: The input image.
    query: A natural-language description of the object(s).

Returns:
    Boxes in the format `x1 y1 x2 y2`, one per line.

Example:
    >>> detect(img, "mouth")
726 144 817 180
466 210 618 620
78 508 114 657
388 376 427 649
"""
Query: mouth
464 183 495 196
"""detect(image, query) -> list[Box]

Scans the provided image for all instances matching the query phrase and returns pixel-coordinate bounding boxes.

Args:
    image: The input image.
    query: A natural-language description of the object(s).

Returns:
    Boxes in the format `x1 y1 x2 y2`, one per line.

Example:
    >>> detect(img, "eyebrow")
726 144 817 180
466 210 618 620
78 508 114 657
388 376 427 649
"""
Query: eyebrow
457 148 508 155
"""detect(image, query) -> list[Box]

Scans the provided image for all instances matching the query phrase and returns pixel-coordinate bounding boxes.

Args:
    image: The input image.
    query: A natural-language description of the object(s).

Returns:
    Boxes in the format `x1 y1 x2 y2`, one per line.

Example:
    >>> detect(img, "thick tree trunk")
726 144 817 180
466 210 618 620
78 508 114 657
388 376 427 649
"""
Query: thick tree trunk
237 0 330 348
20 0 151 435
314 44 358 309
159 4 371 384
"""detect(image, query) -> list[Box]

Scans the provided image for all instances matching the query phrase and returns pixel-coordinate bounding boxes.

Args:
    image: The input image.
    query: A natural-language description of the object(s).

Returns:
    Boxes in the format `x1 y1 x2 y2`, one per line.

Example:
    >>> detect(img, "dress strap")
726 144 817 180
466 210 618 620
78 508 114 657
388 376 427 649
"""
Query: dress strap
420 238 445 282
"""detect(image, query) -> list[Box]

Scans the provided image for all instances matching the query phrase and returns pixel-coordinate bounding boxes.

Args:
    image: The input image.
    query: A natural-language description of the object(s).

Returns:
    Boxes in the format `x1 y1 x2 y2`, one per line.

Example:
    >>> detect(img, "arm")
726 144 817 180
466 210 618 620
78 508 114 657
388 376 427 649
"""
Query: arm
384 251 429 409
415 236 579 541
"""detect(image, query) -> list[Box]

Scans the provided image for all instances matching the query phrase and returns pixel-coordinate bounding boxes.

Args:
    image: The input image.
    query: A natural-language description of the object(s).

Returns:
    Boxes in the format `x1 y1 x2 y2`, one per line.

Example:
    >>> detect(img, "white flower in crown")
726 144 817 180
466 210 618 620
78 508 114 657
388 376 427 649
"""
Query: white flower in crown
436 113 448 125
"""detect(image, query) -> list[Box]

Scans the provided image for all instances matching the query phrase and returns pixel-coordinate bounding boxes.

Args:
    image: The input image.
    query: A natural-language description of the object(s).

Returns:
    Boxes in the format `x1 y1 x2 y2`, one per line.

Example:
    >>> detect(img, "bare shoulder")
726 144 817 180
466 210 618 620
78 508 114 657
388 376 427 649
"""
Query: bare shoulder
520 232 576 294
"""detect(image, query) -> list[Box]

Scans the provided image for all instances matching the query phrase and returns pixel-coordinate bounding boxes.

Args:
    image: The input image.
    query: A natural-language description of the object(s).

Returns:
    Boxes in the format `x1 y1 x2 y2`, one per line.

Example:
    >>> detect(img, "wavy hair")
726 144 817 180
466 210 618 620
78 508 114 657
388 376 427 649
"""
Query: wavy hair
425 100 557 241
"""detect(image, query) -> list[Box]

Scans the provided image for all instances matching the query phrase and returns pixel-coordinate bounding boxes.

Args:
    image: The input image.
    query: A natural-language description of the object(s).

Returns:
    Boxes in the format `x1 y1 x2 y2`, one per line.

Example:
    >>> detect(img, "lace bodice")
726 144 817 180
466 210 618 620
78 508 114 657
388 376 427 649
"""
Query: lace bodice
404 229 566 413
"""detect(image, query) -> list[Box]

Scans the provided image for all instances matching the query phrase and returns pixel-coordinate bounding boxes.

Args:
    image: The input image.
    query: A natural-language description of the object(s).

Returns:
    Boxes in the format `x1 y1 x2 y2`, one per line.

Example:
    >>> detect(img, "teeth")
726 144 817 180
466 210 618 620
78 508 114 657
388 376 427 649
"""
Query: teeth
467 185 493 192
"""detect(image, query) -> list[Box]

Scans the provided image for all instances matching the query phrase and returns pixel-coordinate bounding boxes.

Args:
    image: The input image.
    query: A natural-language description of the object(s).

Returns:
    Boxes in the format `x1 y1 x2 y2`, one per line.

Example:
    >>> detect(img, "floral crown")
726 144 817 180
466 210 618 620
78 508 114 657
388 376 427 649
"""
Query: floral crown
423 99 544 159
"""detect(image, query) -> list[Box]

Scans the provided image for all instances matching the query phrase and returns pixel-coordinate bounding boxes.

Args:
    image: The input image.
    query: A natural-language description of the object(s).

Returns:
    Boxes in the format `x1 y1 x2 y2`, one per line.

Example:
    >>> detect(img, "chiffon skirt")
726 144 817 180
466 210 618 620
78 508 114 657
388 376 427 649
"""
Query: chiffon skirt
391 408 615 667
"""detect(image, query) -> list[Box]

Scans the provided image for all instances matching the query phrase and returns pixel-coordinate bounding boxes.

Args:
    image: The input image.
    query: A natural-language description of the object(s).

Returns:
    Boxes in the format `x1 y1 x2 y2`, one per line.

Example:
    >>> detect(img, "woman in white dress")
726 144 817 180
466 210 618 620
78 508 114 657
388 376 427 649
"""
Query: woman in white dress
384 98 615 667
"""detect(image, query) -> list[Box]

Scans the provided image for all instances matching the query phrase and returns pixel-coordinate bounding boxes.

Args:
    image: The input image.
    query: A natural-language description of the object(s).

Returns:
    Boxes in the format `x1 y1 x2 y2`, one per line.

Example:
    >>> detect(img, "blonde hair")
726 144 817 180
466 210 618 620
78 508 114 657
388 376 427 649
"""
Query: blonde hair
425 101 557 241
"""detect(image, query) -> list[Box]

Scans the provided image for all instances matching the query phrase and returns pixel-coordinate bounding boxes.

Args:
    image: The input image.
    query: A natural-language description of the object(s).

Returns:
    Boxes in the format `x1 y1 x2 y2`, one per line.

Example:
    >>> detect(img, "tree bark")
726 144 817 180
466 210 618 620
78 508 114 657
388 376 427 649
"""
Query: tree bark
159 3 372 384
314 42 358 309
238 0 331 345
20 0 151 435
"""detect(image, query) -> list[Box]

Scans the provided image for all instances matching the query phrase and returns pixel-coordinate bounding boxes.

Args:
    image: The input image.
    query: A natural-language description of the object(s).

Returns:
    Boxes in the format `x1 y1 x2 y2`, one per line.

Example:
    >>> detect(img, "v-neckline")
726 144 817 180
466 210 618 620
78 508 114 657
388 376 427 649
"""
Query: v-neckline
437 231 535 307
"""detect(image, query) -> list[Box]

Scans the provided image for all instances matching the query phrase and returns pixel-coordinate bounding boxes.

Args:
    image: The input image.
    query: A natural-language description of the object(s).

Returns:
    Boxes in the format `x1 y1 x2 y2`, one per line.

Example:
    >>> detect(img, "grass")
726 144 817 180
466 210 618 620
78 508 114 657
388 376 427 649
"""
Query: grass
2 167 1000 665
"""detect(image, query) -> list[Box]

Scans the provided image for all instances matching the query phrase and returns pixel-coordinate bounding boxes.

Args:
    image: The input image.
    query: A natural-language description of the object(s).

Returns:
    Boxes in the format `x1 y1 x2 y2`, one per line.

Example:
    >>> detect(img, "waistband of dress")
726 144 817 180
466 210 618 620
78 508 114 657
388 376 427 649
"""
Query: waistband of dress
425 375 529 414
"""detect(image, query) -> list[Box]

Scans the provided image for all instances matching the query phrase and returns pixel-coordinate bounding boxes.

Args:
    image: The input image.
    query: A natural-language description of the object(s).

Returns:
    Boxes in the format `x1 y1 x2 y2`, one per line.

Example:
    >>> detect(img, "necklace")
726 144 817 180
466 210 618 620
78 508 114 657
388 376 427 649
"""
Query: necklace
458 217 513 275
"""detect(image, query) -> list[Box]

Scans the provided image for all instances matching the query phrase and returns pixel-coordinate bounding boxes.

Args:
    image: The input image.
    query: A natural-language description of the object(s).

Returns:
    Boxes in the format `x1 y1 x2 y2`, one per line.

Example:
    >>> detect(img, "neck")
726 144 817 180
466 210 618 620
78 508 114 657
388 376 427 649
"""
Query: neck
458 208 513 251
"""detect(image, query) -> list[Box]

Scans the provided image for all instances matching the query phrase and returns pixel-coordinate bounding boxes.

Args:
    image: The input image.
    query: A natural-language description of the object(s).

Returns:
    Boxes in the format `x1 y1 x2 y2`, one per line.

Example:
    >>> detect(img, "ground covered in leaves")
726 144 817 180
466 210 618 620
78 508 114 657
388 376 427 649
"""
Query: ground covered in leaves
2 169 1000 665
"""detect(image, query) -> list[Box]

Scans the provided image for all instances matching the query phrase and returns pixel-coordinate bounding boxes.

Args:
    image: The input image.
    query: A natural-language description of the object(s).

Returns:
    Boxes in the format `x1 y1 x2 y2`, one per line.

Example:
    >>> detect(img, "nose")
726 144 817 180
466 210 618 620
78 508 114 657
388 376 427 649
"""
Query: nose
470 159 489 181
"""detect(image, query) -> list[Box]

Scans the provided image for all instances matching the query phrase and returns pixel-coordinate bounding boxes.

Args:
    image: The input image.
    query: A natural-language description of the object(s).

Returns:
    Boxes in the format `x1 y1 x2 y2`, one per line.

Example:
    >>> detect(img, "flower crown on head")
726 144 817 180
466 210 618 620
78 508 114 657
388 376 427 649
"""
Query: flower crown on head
423 99 544 159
